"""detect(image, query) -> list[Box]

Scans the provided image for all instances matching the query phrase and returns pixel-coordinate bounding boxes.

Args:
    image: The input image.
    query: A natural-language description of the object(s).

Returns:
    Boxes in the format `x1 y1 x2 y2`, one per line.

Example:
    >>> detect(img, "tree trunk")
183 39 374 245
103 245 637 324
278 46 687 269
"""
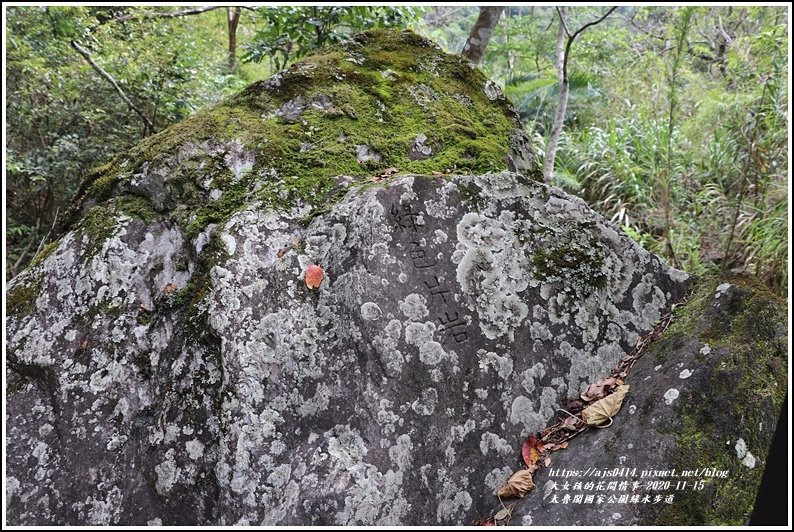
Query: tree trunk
542 6 617 183
227 7 241 72
542 7 568 183
461 6 504 64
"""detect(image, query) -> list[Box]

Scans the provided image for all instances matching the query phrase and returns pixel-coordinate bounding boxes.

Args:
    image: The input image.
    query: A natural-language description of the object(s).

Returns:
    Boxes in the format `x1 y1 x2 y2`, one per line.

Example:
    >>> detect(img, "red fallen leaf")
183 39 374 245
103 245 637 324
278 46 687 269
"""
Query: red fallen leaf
305 264 324 289
521 435 545 468
277 248 287 258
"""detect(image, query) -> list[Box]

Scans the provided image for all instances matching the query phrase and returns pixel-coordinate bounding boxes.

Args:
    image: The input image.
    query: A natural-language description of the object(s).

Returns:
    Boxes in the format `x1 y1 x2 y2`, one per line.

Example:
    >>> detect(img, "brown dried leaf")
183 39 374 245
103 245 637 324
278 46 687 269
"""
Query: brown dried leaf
580 383 605 402
277 248 287 258
544 456 551 467
497 469 536 498
163 283 177 294
596 376 621 387
546 440 570 452
582 385 630 426
380 167 399 177
431 171 444 176
561 416 580 431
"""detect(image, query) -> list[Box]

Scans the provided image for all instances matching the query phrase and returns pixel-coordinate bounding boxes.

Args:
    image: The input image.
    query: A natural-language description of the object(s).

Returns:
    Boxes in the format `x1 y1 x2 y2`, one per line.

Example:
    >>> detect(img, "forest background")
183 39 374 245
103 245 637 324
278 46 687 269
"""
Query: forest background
5 5 789 295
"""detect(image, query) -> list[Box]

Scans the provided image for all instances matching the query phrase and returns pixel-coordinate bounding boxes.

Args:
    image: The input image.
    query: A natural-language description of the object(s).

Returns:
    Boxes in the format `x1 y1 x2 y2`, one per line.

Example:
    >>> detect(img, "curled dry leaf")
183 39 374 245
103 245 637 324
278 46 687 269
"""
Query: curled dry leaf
561 416 580 431
580 383 604 402
497 468 536 499
596 376 622 387
276 248 287 258
582 384 630 426
163 283 177 294
521 435 545 468
581 377 623 402
547 441 569 452
305 264 324 289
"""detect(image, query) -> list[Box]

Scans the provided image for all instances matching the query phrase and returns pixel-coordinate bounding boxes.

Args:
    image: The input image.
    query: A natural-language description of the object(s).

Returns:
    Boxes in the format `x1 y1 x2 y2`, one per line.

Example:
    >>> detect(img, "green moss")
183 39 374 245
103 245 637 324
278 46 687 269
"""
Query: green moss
59 29 535 245
136 310 153 326
530 220 607 297
646 273 787 525
7 374 28 396
7 275 43 317
456 181 486 211
83 157 124 201
173 232 230 326
116 195 160 225
75 205 120 261
29 240 60 268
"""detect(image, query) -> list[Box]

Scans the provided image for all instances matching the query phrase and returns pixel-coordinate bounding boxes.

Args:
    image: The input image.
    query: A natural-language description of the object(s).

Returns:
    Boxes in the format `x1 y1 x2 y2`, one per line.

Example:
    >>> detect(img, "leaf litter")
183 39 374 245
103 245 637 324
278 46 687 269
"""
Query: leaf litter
481 299 684 525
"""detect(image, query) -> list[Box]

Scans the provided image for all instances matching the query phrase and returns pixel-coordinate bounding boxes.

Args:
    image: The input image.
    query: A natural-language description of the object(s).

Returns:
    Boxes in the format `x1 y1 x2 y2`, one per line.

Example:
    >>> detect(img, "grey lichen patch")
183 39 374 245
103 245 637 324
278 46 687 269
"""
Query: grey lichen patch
398 293 429 321
7 32 698 527
450 172 688 374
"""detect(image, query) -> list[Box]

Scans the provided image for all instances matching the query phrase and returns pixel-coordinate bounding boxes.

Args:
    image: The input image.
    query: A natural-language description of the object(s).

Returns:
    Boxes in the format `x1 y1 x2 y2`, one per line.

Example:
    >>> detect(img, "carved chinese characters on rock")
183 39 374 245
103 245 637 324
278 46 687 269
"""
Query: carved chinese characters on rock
391 201 468 344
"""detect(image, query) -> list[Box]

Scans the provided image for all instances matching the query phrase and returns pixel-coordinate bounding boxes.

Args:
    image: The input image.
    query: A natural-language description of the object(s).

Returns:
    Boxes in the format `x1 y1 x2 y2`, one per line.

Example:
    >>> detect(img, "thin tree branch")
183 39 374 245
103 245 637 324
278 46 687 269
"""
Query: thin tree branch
555 7 571 37
101 6 225 25
71 40 154 133
33 208 59 259
11 218 41 275
562 6 618 81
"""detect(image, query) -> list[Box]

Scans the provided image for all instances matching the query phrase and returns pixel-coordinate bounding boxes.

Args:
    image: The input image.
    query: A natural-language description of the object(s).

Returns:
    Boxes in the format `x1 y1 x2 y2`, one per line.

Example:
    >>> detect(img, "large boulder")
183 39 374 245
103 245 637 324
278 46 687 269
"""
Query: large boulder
7 29 781 526
504 273 786 526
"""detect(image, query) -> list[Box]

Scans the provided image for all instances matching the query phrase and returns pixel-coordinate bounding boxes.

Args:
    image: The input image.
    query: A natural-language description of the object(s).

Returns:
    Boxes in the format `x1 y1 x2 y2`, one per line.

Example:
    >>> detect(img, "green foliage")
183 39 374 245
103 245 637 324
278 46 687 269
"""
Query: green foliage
242 6 420 69
5 6 788 298
543 6 788 294
5 6 247 278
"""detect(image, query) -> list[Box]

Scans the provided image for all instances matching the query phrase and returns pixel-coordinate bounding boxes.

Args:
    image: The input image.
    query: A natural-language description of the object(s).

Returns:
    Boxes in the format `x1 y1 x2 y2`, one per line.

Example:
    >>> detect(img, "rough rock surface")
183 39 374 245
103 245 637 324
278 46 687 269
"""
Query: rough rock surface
502 274 787 526
7 29 774 526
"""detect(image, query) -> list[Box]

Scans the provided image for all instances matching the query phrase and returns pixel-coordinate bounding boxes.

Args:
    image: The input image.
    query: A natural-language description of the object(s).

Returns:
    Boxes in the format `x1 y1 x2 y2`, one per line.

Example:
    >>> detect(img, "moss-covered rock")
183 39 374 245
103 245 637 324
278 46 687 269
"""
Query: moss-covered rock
58 29 540 244
8 30 711 527
508 272 786 526
645 273 786 525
